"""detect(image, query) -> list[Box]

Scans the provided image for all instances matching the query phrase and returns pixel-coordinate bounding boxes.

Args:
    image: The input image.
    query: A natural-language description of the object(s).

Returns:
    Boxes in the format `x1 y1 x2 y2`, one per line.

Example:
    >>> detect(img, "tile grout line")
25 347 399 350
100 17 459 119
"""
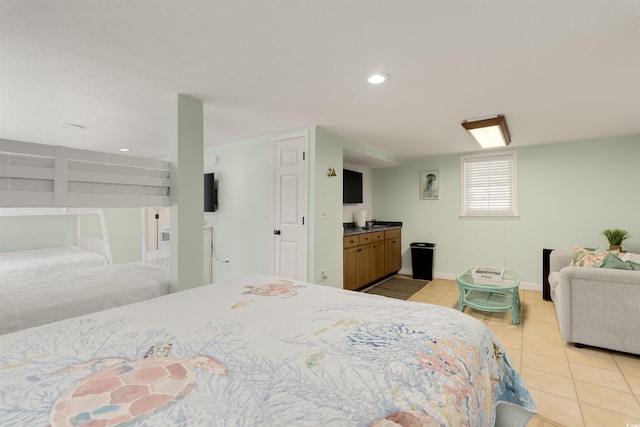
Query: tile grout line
613 354 640 413
562 327 587 426
539 292 586 426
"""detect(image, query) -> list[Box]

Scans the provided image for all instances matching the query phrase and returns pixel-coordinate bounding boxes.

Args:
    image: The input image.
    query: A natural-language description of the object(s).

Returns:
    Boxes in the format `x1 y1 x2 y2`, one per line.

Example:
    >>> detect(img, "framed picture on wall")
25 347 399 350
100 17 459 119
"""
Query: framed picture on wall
420 170 439 200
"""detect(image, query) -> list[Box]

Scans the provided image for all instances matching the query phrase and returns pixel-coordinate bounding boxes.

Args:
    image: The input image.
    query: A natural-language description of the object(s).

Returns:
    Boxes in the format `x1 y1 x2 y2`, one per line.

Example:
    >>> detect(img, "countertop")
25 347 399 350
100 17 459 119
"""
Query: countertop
343 221 402 236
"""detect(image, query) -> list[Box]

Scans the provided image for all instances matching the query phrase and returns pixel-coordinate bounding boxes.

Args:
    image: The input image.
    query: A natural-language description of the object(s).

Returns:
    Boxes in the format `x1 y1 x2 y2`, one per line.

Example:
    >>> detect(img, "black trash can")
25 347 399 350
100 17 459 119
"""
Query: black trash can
410 242 435 280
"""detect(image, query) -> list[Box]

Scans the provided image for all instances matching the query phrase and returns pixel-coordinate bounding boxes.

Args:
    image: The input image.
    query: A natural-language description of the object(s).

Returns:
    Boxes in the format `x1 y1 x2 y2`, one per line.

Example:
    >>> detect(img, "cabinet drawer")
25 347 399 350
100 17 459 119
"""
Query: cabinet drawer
358 232 374 245
343 235 359 249
385 228 401 239
372 232 384 242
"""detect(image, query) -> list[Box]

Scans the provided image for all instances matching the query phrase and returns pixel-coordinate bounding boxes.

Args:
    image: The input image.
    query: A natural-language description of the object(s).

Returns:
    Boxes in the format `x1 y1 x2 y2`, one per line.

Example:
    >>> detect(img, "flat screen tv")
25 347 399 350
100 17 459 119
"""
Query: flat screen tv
204 173 218 212
343 169 363 204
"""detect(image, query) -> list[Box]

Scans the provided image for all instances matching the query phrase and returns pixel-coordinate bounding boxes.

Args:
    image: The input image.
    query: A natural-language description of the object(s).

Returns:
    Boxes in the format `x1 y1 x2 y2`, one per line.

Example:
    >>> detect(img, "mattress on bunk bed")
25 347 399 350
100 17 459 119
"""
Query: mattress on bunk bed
0 245 108 279
0 275 536 426
0 262 169 335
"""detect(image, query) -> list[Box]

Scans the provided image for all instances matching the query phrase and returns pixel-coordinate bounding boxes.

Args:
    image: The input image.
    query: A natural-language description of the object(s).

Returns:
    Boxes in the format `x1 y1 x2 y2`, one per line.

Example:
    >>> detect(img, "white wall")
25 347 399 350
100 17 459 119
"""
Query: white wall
0 215 76 251
86 208 142 264
203 134 275 282
0 208 142 264
202 126 396 288
169 94 205 292
372 134 640 289
311 127 343 287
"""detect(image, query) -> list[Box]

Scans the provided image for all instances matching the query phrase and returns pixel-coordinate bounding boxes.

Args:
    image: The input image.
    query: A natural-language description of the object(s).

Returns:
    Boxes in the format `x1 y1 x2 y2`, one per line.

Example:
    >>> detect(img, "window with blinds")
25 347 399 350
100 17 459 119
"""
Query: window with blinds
460 152 519 218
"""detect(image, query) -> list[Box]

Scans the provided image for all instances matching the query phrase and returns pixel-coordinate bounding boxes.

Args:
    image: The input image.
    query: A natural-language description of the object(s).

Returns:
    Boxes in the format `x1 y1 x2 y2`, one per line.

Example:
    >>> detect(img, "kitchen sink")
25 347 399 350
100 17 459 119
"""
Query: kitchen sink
361 224 388 230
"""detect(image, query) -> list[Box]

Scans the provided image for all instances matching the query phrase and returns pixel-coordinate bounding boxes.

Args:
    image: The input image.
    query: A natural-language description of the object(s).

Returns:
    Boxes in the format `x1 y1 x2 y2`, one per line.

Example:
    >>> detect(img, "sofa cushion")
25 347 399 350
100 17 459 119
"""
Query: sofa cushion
599 251 632 270
570 245 607 268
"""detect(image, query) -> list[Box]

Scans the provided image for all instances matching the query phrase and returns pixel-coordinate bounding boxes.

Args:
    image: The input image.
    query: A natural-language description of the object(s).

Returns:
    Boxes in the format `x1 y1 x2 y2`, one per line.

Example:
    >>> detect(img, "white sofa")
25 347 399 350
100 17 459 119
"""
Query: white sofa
549 248 640 355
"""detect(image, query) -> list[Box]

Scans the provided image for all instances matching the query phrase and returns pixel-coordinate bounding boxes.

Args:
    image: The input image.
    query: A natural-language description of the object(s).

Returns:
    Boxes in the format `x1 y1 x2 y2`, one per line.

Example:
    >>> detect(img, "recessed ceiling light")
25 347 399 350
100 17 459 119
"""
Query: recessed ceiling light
368 73 389 84
119 148 131 152
60 123 86 130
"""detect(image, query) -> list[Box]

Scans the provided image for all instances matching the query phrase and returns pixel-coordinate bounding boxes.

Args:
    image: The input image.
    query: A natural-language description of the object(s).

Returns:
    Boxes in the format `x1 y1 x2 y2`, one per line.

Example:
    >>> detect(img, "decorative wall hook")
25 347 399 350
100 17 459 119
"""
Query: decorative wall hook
327 167 337 177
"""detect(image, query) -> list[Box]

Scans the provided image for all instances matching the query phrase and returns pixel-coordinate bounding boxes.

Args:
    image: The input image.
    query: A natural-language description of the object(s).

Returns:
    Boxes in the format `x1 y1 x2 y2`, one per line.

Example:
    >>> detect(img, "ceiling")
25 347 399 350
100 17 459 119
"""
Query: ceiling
1 1 639 166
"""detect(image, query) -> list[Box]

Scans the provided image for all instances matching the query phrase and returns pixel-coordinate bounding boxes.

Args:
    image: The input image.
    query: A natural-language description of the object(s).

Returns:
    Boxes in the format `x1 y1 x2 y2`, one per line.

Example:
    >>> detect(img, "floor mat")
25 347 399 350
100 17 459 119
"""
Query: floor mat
362 276 429 300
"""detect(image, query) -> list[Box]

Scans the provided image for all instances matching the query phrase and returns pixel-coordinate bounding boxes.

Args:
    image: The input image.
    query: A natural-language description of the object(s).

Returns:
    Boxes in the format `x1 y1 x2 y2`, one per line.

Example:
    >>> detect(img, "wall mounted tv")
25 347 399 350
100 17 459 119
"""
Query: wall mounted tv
343 169 363 204
204 173 218 212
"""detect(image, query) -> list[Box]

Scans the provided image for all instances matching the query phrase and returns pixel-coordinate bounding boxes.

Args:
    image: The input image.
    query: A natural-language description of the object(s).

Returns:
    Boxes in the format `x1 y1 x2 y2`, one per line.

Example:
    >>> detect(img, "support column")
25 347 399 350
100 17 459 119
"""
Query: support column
169 94 204 292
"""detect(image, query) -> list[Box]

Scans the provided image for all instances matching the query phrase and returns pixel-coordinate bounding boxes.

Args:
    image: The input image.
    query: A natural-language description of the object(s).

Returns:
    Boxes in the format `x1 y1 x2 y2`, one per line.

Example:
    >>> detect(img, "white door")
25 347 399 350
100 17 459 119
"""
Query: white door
273 132 308 281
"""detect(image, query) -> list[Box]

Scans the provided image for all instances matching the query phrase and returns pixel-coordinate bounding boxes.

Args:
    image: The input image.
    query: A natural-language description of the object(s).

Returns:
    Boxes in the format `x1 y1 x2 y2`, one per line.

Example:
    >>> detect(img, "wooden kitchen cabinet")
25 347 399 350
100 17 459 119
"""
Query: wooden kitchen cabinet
343 229 401 290
372 240 385 280
343 234 373 290
358 243 376 286
343 246 358 290
343 235 376 290
384 228 402 276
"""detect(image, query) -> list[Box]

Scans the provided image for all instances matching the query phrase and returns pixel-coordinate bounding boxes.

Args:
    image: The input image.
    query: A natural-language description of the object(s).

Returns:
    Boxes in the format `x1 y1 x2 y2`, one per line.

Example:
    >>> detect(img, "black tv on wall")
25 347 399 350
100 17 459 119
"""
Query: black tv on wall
204 173 218 212
343 169 363 204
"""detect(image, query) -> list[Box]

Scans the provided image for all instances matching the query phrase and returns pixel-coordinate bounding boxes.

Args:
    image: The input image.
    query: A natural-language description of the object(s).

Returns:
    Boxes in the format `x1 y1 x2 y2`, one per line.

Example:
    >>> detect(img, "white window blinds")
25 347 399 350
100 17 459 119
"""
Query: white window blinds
460 152 518 218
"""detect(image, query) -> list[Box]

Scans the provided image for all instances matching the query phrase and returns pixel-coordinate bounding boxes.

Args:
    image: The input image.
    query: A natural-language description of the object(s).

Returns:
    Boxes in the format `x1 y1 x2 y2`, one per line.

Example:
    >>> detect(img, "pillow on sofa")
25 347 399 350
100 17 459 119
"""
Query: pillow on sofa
593 246 608 255
621 252 640 264
570 245 608 268
628 261 640 271
599 251 632 270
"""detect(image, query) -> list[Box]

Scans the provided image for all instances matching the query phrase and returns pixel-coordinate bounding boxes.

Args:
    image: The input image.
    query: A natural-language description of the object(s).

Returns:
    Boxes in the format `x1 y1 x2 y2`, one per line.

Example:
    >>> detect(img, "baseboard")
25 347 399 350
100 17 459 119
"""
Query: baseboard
398 268 542 292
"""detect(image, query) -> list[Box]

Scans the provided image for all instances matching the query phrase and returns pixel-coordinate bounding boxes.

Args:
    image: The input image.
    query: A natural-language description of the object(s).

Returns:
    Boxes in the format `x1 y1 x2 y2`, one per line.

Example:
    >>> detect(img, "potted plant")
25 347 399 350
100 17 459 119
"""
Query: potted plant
602 228 630 252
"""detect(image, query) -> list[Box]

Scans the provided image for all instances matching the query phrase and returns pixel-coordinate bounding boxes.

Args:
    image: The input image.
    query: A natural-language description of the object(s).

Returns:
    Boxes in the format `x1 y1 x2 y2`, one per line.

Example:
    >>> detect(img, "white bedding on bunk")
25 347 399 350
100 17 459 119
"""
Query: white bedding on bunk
0 262 169 335
0 245 108 279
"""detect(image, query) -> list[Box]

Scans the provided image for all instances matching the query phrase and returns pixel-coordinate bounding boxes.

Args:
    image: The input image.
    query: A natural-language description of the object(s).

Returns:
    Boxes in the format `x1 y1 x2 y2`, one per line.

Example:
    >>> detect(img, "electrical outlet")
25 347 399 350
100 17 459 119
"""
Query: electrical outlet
320 269 328 280
472 251 478 260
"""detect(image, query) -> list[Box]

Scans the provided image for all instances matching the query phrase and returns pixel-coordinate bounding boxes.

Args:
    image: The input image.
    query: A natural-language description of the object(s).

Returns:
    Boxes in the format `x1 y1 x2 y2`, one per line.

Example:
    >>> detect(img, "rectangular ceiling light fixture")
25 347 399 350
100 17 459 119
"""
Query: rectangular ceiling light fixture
461 115 511 148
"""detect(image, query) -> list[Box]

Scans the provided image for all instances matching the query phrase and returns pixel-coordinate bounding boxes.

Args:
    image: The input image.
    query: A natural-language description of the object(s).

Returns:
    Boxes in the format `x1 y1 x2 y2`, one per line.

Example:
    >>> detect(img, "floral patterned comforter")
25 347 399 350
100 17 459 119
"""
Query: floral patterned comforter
0 275 536 426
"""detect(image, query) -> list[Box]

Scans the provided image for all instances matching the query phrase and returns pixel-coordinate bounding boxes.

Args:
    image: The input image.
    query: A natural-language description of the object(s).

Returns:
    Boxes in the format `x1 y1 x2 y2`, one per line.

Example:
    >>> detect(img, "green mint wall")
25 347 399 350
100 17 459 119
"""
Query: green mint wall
203 125 396 288
372 134 640 290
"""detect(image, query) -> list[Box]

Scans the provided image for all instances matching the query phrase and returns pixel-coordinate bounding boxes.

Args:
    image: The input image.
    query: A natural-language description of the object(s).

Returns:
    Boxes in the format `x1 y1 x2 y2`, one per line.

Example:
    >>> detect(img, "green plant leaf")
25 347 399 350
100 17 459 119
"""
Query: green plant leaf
602 228 630 246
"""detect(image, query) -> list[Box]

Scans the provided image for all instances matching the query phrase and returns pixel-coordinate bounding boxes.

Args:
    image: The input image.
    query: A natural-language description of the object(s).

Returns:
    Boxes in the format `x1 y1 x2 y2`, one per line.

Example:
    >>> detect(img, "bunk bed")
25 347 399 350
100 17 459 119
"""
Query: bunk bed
0 260 170 335
0 138 170 209
0 140 171 334
0 275 537 426
0 208 113 280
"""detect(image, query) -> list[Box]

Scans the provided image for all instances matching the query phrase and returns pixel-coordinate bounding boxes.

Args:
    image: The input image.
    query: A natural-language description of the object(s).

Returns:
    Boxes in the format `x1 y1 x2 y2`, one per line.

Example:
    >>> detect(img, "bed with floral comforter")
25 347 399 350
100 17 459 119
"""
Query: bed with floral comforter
0 275 536 426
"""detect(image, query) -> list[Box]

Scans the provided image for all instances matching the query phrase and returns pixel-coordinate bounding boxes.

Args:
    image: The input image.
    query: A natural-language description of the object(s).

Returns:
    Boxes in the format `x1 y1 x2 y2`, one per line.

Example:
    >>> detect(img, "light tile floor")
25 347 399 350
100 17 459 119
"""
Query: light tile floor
406 276 640 427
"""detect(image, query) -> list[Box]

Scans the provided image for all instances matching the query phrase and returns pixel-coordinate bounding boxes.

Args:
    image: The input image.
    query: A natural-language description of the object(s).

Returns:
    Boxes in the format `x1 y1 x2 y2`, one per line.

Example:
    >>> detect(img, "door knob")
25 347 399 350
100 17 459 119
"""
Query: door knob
274 229 281 235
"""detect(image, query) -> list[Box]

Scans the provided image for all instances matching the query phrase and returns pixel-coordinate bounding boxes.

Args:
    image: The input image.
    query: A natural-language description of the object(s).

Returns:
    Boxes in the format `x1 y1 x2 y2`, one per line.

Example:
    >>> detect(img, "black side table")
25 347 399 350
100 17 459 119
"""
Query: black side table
542 248 553 301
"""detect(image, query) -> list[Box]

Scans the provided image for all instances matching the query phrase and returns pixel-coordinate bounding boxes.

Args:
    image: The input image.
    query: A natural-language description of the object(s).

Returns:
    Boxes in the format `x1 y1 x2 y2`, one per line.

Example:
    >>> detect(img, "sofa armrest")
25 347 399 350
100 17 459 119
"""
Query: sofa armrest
559 265 640 285
550 249 573 273
554 265 640 354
